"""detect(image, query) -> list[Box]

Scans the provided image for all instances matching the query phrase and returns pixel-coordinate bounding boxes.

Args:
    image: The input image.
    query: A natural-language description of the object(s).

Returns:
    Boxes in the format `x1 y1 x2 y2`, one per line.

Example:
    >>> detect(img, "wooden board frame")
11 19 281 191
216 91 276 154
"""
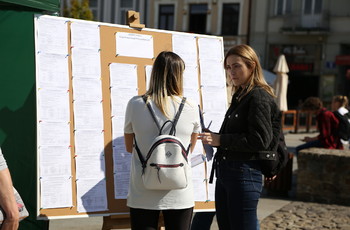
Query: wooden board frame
36 16 218 220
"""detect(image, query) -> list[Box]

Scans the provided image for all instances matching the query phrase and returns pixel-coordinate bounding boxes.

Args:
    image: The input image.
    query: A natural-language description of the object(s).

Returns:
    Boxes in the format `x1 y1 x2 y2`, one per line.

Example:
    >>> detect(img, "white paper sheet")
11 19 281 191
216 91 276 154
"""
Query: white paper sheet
200 60 226 88
109 63 138 88
207 160 216 201
39 146 72 177
75 155 105 179
36 16 68 54
38 121 70 147
72 77 103 101
172 34 198 67
198 37 223 62
111 117 125 139
76 178 108 212
37 88 70 122
191 156 208 201
183 65 201 104
71 21 100 49
110 88 136 117
113 146 132 199
116 32 154 59
74 129 105 156
73 100 104 130
145 65 153 90
71 48 101 76
201 85 227 133
40 176 73 209
36 53 69 89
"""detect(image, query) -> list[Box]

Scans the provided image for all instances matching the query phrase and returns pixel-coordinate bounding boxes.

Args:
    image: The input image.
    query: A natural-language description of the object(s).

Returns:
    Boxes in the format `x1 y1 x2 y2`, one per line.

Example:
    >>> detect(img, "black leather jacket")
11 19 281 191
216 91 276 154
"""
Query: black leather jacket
216 86 281 161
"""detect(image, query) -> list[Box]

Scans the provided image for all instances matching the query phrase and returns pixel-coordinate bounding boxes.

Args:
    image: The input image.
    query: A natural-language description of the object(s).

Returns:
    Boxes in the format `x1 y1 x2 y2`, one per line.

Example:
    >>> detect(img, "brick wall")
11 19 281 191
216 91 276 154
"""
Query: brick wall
297 148 350 206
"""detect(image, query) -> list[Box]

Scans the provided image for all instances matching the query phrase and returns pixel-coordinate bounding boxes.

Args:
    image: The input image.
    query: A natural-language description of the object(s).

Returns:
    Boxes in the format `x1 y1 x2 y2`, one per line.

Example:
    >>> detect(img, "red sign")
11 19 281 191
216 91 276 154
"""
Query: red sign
335 55 350 66
288 63 313 71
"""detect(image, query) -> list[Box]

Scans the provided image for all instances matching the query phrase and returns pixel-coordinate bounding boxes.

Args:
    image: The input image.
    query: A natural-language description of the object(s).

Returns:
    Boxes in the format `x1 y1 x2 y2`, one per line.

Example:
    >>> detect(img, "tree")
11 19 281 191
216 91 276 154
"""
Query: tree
63 0 94 21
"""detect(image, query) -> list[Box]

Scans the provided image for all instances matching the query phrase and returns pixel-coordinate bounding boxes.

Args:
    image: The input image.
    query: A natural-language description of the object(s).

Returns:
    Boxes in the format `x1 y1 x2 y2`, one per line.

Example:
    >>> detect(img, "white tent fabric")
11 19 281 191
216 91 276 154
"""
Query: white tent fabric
273 54 289 111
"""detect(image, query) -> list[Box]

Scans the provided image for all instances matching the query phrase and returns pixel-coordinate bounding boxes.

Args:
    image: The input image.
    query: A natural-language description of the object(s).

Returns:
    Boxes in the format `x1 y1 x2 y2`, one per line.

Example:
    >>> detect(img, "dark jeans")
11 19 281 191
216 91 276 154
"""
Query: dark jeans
215 160 262 230
295 140 322 156
130 207 193 230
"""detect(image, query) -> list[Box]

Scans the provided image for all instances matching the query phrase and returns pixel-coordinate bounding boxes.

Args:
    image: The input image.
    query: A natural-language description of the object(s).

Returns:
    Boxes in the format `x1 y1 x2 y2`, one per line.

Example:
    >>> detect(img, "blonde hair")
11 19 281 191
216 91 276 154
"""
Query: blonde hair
145 51 185 117
224 44 275 99
332 95 349 108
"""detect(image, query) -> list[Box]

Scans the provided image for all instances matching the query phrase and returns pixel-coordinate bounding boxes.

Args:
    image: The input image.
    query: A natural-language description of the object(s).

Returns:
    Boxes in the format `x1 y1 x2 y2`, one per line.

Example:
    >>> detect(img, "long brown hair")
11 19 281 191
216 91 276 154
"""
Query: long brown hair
224 44 275 99
145 51 185 117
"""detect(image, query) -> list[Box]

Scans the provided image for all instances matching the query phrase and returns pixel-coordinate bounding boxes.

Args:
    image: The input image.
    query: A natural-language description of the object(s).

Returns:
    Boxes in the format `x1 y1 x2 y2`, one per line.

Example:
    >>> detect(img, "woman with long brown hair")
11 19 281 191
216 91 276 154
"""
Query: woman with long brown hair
199 44 280 229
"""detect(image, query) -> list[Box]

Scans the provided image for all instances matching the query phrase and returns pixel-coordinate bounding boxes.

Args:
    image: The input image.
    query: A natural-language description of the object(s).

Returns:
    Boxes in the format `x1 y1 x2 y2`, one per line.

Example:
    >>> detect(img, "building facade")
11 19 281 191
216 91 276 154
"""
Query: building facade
60 0 251 52
60 0 350 109
60 0 149 25
249 0 350 108
147 0 250 52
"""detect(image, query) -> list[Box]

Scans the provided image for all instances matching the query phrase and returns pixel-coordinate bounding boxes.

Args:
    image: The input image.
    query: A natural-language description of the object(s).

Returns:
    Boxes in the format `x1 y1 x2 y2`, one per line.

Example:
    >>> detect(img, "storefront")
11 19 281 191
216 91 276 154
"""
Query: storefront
268 44 322 109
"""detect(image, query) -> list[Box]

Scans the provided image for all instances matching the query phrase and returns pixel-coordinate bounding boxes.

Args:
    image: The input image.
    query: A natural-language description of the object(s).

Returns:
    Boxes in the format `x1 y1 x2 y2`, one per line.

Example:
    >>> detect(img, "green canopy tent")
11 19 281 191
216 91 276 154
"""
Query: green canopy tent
0 1 59 229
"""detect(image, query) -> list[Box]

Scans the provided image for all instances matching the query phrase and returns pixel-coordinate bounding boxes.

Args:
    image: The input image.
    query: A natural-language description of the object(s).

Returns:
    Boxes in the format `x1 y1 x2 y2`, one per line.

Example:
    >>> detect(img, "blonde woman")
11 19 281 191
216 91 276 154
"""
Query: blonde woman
199 45 280 230
124 51 200 230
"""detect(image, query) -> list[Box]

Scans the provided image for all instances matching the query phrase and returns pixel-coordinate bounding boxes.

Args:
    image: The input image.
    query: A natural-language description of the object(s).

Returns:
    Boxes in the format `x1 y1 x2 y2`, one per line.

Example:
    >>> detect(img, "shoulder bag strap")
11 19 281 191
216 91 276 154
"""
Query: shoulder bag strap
169 97 186 135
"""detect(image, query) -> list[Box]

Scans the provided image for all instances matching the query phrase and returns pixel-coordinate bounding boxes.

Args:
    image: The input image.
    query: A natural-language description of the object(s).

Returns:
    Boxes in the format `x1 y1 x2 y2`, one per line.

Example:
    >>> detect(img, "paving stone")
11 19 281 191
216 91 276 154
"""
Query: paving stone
260 201 350 230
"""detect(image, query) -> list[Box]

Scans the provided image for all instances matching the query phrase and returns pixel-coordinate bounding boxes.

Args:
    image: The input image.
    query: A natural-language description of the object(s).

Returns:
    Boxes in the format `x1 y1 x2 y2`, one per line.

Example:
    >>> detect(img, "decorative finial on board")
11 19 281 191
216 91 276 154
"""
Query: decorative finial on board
126 10 145 29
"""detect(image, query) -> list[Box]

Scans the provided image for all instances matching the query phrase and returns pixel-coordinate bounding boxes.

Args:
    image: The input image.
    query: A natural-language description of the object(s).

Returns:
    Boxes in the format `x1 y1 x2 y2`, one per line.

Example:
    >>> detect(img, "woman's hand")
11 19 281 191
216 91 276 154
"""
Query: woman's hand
198 132 221 146
1 213 19 230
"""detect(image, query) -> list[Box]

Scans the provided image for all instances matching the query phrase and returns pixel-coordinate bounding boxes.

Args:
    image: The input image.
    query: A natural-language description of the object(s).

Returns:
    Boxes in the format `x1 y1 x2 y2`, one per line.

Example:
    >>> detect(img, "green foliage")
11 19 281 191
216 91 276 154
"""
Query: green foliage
63 0 94 21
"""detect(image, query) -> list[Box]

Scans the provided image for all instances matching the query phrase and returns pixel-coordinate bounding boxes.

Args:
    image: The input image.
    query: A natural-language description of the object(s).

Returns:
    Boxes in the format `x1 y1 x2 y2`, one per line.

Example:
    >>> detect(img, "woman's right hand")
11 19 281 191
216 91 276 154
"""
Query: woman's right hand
198 132 220 146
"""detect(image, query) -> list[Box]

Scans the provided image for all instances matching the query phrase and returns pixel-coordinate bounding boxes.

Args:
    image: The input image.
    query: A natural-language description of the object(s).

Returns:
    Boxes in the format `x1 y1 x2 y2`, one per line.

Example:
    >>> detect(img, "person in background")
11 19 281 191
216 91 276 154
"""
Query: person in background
295 97 342 155
0 148 19 230
331 95 350 149
124 51 200 230
198 44 280 230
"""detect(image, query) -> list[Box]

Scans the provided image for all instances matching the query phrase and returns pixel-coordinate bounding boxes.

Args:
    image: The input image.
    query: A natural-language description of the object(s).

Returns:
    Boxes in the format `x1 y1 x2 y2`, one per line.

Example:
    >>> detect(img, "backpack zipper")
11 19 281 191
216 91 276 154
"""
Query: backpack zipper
149 163 184 183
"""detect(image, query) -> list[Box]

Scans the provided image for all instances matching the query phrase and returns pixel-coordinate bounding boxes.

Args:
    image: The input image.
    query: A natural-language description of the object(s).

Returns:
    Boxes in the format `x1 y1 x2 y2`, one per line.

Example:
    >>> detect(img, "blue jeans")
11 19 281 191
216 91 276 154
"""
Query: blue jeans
295 140 322 156
215 160 262 230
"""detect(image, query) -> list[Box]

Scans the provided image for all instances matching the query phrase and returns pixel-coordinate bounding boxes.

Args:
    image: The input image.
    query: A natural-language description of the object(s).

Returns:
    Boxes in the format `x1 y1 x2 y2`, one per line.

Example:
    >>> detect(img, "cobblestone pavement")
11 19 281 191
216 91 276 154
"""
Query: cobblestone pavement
260 201 350 230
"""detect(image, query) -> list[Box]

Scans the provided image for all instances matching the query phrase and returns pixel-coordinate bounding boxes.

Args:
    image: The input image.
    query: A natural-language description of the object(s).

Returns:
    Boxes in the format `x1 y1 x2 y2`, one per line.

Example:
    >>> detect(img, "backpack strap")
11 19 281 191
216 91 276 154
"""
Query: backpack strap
134 138 146 174
169 97 186 135
142 95 161 131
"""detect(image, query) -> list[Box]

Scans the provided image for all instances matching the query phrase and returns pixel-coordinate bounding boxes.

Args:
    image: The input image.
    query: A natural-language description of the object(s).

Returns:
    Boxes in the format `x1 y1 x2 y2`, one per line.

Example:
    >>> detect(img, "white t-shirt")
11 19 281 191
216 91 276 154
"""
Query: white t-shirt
124 96 200 210
338 107 350 144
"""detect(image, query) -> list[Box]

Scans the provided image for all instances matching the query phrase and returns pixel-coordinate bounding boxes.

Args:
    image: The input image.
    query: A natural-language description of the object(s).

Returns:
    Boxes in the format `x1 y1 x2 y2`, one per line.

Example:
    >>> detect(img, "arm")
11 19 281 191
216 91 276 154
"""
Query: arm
190 133 199 153
0 168 19 230
124 133 134 153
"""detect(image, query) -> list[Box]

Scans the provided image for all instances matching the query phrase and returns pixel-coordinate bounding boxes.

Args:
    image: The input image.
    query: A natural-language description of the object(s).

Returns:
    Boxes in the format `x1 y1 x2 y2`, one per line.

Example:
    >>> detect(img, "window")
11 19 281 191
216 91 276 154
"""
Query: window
276 0 292 15
189 4 207 34
120 0 133 24
89 0 98 20
303 0 322 15
221 3 239 36
158 5 174 30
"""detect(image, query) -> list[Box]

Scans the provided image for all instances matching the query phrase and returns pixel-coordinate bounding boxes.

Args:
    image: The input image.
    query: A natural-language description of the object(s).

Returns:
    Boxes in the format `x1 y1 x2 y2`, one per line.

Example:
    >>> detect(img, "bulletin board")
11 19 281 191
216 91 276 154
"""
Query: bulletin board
34 15 228 219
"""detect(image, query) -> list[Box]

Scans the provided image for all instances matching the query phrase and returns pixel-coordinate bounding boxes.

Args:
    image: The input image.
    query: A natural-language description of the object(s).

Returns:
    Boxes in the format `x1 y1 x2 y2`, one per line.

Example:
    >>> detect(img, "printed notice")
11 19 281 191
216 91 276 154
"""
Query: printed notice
40 176 73 209
116 32 154 59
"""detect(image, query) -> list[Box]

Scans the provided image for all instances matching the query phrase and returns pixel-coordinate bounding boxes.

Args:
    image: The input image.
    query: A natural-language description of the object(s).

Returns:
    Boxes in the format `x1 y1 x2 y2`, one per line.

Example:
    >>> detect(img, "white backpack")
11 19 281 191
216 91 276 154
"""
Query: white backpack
135 96 190 190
